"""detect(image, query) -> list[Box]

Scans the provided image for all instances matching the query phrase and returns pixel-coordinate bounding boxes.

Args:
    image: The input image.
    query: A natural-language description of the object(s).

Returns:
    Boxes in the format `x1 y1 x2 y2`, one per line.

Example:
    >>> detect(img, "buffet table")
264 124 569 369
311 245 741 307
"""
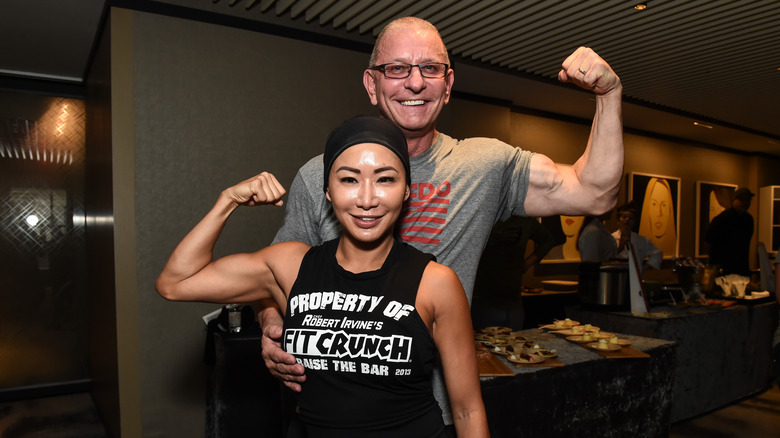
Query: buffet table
567 300 778 422
479 329 676 438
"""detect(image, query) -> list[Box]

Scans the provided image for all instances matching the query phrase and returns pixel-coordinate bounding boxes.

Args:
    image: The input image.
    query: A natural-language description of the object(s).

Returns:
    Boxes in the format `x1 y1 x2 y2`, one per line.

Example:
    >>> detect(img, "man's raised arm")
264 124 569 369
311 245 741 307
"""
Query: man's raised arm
524 47 623 217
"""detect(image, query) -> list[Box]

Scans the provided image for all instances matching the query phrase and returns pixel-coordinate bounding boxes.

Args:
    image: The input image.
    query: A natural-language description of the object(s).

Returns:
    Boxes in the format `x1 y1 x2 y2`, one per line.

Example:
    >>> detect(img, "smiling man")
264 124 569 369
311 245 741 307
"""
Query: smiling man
261 16 624 432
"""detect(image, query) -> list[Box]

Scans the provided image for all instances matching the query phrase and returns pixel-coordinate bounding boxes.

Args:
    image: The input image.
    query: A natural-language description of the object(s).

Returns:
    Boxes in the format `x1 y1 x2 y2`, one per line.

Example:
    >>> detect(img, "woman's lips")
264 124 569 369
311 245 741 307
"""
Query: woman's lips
353 215 381 229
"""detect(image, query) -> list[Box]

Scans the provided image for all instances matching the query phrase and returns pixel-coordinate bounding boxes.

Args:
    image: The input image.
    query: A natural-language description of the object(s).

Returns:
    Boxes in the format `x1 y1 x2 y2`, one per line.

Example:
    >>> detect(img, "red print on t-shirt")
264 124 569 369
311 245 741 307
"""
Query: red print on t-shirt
399 181 450 245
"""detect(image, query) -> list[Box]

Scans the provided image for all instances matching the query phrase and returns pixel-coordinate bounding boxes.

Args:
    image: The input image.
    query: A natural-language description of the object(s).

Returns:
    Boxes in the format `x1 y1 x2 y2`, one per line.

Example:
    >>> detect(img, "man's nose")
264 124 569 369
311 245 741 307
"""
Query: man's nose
404 66 426 91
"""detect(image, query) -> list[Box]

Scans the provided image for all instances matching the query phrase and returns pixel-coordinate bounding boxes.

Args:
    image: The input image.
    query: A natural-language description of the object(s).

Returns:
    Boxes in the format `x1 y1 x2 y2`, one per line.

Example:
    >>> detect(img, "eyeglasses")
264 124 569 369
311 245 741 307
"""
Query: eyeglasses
371 62 449 79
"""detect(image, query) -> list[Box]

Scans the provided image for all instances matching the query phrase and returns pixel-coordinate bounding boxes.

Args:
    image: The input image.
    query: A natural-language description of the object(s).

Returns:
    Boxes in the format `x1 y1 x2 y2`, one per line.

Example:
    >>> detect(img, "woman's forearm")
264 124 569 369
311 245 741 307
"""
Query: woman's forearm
453 406 490 437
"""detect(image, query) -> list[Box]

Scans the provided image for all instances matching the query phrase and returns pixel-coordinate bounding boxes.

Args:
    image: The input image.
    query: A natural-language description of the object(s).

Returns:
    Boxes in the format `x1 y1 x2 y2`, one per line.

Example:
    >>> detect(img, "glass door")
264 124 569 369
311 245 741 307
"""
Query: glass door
0 90 88 398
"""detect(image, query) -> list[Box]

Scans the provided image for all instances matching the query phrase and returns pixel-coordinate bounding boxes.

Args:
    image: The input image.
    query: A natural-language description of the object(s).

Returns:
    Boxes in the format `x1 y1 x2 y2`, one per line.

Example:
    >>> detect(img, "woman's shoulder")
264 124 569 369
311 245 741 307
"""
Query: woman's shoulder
264 241 311 279
420 260 464 297
269 239 312 253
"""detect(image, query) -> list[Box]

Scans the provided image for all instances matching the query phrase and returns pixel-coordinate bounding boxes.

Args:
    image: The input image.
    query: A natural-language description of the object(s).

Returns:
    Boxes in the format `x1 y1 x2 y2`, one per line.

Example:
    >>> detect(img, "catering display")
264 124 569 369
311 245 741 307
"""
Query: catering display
474 318 652 375
474 326 559 370
538 319 648 359
671 256 773 304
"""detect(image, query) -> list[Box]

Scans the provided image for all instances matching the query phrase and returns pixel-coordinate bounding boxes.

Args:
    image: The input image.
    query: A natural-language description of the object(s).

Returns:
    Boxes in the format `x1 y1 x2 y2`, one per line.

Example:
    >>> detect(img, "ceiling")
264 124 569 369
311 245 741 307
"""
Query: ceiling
2 0 779 157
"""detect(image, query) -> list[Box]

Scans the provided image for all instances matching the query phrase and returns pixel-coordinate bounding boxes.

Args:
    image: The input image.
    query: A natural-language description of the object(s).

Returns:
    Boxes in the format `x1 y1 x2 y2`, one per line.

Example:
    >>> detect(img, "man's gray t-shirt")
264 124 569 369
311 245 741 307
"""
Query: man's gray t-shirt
273 132 534 424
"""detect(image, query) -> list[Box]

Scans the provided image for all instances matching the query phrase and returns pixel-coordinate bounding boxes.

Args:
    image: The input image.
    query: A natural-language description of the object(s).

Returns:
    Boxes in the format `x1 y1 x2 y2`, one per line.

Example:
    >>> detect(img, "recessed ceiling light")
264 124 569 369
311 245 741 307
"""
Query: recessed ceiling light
694 122 713 129
634 3 647 10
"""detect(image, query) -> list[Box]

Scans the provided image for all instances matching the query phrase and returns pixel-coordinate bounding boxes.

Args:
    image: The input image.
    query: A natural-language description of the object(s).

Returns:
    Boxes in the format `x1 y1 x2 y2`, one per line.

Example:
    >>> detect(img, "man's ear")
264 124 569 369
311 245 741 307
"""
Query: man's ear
363 69 378 106
442 68 455 105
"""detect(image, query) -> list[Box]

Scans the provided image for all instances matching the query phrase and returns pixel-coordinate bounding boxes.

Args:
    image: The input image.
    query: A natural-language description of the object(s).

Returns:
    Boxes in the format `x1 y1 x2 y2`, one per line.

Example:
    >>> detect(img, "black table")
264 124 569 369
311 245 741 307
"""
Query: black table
567 300 778 422
207 329 283 438
480 329 676 438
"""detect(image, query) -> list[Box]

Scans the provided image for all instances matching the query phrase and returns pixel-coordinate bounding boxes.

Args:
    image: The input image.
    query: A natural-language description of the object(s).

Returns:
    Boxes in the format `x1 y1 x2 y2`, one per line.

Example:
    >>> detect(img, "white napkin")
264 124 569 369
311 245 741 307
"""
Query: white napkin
714 274 750 298
744 291 770 300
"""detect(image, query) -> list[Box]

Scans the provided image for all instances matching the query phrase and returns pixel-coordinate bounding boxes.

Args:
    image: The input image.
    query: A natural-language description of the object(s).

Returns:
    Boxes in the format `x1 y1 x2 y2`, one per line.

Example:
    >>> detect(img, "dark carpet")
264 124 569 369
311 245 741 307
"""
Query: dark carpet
0 393 106 438
670 380 780 437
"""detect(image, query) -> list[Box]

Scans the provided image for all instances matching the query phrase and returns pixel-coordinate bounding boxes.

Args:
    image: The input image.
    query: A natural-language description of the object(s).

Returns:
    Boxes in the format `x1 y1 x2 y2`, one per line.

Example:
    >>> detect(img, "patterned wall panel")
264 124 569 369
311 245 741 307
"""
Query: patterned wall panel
0 92 88 391
0 97 85 257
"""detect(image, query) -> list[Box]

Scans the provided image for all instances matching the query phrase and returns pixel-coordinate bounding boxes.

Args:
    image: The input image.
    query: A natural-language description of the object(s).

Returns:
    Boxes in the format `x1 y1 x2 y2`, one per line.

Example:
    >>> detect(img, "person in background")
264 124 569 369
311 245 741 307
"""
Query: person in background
471 216 556 330
578 211 618 262
260 16 623 431
612 202 663 272
156 116 488 437
704 187 755 276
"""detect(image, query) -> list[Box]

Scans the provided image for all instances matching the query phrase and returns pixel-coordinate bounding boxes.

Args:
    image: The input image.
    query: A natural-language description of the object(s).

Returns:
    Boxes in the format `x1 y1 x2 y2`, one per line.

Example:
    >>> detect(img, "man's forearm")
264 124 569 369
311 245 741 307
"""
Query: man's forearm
257 299 283 329
574 88 624 214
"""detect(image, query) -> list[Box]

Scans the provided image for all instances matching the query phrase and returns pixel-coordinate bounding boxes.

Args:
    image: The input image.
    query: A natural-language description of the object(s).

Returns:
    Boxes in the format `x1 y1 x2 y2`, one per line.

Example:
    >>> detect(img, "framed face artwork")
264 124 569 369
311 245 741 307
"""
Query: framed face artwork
628 172 680 259
539 215 585 262
695 181 737 258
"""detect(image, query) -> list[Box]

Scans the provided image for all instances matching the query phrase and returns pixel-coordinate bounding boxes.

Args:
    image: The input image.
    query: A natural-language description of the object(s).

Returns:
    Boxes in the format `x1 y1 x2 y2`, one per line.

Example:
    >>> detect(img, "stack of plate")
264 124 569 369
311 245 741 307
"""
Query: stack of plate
541 280 578 291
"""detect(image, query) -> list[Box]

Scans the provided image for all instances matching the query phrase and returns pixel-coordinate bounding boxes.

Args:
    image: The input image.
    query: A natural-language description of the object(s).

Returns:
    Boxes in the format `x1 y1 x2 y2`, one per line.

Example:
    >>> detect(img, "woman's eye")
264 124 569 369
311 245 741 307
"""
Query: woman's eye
340 177 357 184
378 176 396 183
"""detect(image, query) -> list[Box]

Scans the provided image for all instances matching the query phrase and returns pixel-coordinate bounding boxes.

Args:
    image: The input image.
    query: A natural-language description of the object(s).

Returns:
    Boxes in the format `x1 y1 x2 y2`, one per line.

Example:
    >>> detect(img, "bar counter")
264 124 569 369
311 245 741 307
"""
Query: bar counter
567 299 778 422
479 329 675 438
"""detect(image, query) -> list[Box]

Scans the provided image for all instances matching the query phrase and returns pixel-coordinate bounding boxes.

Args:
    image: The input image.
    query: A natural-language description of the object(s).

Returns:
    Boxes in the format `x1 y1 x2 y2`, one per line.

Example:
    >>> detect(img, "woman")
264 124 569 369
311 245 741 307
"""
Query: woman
638 177 677 256
156 116 488 438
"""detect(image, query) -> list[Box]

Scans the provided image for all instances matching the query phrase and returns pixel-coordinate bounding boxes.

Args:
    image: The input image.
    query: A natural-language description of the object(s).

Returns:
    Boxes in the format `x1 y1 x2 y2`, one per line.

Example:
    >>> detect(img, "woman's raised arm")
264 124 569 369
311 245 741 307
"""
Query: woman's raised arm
155 172 304 306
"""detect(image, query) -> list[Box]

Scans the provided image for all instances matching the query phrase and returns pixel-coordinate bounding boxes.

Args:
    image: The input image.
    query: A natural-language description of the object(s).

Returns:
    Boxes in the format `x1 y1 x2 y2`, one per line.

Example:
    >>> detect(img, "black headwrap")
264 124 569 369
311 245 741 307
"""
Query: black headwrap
323 116 410 192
